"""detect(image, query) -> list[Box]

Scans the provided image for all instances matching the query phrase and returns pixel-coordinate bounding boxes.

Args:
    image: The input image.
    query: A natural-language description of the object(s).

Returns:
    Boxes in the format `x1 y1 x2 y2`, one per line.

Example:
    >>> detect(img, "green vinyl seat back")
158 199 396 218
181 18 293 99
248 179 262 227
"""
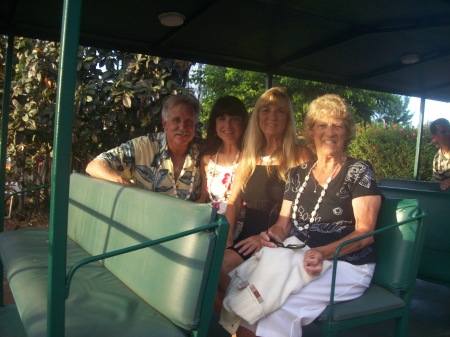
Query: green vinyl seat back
371 198 425 291
378 183 450 287
67 173 219 332
319 198 426 337
378 178 445 192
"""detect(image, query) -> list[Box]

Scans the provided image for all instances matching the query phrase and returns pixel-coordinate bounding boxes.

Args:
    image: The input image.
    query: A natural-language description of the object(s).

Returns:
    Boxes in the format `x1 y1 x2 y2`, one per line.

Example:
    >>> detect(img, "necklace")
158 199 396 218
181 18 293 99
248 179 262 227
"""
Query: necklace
169 159 196 200
312 160 341 193
208 148 240 205
291 158 343 231
260 153 277 165
313 177 319 193
260 155 273 163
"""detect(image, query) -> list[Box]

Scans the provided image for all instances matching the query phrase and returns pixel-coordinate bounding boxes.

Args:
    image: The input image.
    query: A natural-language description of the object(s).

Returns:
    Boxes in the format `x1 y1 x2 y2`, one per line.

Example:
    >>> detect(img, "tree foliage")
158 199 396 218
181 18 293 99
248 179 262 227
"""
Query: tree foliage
1 36 193 192
371 94 413 125
191 64 413 129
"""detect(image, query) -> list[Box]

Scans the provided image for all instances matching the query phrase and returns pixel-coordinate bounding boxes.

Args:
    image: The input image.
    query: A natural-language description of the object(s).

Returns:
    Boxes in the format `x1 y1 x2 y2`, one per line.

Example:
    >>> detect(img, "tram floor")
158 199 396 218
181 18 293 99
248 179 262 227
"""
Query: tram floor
1 278 449 337
208 279 450 337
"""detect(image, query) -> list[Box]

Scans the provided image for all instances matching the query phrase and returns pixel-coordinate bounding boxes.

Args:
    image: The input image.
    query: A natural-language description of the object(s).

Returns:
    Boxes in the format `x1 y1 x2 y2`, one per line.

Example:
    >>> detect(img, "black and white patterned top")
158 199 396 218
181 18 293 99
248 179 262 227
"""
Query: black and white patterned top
284 158 381 265
433 148 450 182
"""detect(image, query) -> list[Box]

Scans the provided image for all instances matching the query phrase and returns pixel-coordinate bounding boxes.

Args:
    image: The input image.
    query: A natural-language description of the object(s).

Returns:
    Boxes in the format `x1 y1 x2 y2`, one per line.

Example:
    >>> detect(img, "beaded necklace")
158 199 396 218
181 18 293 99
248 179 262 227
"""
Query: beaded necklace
292 159 342 232
208 148 240 204
169 159 196 200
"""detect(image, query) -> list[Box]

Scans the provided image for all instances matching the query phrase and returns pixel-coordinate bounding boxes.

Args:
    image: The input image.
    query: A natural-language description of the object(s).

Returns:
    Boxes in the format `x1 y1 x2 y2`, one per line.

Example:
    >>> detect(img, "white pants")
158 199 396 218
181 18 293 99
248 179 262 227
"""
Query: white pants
241 262 375 337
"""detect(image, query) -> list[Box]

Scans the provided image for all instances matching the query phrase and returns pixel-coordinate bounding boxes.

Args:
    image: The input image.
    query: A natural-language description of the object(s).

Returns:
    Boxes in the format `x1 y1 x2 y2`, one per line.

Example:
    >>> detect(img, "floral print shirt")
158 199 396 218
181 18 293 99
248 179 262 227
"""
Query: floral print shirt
206 158 236 214
96 132 202 201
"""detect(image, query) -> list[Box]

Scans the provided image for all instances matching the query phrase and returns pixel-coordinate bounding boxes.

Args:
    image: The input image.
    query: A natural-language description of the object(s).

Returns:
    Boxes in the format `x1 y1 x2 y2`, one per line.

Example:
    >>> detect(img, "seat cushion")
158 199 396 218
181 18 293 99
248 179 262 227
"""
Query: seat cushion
0 228 188 337
319 285 405 321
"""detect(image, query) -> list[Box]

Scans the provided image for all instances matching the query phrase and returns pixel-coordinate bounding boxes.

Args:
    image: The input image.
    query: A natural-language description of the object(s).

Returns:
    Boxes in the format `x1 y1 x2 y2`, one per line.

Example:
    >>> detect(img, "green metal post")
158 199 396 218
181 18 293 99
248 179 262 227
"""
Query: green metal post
47 0 82 336
0 35 14 232
265 73 273 90
413 98 425 180
0 34 14 306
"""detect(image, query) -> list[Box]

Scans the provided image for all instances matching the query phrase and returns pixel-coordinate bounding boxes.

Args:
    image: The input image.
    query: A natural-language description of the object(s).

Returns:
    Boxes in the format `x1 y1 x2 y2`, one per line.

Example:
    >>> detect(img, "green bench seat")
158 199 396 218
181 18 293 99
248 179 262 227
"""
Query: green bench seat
318 198 426 337
0 173 228 337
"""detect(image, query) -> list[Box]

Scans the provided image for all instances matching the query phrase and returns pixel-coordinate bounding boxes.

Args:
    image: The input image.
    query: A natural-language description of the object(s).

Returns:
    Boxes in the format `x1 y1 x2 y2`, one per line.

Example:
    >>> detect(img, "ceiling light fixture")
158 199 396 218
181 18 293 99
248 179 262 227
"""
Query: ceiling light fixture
158 12 185 27
400 53 420 65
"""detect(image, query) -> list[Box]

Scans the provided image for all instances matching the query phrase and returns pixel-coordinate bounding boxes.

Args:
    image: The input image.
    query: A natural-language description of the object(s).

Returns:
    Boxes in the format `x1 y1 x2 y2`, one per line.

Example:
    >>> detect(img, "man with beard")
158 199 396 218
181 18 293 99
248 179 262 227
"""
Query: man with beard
86 95 202 201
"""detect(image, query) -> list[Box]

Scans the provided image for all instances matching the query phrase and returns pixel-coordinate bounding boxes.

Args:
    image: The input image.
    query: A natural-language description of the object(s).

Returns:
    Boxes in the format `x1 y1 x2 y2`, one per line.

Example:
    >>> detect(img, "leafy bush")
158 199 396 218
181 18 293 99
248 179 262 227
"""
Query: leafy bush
348 122 437 181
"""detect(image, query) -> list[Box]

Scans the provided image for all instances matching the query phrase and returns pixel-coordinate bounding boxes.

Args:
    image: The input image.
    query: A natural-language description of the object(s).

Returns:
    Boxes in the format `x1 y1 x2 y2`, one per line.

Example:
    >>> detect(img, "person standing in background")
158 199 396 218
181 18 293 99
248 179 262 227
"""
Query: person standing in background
430 118 450 190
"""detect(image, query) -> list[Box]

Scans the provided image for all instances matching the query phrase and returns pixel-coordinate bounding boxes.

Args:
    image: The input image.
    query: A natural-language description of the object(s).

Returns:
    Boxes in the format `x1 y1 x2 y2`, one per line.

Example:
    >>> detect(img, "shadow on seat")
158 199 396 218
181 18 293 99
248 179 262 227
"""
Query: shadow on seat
317 198 426 337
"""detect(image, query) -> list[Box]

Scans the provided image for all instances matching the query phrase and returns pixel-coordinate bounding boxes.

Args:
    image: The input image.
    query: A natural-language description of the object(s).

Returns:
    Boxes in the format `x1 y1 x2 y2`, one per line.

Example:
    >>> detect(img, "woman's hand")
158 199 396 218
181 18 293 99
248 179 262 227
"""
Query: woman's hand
226 235 235 249
260 200 293 249
303 249 324 276
260 227 284 248
234 235 261 256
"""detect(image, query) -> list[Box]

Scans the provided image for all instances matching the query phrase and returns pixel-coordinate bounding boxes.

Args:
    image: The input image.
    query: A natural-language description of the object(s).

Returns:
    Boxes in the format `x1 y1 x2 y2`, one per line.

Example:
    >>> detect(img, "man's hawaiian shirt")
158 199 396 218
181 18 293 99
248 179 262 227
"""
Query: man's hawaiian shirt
96 132 202 201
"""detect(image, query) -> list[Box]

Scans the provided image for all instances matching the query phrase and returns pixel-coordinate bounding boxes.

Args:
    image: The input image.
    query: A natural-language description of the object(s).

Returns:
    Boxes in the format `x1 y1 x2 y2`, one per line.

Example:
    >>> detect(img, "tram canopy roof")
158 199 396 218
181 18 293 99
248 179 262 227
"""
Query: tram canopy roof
1 0 450 102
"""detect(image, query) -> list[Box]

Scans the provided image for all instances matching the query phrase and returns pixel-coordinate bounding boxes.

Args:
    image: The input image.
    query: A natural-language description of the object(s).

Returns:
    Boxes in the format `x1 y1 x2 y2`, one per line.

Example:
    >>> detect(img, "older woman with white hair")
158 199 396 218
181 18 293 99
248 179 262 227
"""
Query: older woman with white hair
232 94 382 337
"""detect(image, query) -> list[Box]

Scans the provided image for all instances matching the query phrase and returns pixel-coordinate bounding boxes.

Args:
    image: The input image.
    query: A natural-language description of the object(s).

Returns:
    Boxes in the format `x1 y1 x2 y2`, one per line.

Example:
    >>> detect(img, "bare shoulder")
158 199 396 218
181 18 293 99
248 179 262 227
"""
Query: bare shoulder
296 144 314 163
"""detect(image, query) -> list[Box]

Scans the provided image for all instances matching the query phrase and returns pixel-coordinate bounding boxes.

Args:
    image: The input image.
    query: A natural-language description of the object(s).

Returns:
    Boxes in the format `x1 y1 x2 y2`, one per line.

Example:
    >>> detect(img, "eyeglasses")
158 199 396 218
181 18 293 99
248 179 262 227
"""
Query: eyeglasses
266 202 307 250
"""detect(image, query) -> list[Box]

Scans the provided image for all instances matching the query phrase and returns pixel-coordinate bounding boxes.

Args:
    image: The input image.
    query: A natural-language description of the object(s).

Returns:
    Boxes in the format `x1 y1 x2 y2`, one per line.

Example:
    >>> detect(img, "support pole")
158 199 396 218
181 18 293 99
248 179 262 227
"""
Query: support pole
47 0 82 336
265 73 273 90
0 34 15 305
413 98 425 180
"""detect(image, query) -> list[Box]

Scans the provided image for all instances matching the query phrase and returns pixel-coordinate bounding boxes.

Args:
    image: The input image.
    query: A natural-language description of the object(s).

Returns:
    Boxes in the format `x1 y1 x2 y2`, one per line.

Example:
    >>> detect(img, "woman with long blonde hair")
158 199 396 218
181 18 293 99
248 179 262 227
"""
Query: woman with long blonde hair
215 87 313 312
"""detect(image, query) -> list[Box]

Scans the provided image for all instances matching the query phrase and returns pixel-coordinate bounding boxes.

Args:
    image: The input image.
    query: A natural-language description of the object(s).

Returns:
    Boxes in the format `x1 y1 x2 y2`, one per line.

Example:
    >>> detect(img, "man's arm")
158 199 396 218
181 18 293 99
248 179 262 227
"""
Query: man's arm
86 159 135 186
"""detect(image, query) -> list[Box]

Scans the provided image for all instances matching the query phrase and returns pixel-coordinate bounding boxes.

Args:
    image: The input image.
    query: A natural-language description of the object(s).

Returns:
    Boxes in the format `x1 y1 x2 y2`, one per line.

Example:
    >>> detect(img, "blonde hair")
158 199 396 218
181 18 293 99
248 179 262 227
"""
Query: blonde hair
240 87 301 189
303 94 356 154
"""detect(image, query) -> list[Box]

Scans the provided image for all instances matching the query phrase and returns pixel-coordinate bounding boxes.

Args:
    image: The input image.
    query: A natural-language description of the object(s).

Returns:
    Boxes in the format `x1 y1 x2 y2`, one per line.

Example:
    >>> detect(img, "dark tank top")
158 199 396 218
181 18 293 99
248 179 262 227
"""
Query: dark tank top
236 165 285 242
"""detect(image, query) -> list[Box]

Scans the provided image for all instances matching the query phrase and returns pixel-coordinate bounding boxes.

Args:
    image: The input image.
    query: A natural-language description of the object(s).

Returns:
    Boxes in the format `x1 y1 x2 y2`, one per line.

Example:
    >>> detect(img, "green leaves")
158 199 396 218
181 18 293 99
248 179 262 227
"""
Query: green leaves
1 37 193 186
191 64 413 129
122 94 132 108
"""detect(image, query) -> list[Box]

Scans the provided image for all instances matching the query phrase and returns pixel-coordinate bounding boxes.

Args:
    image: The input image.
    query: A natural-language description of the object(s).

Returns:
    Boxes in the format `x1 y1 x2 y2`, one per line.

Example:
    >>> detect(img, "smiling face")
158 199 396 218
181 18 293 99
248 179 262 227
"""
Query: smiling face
258 103 289 140
162 103 196 152
312 117 347 158
303 94 355 155
215 114 244 145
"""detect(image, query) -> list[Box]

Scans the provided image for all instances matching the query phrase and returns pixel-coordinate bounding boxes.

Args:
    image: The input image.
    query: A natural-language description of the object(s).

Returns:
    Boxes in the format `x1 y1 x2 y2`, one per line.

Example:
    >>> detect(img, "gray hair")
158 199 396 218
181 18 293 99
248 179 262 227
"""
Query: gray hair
161 95 200 121
303 94 355 154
